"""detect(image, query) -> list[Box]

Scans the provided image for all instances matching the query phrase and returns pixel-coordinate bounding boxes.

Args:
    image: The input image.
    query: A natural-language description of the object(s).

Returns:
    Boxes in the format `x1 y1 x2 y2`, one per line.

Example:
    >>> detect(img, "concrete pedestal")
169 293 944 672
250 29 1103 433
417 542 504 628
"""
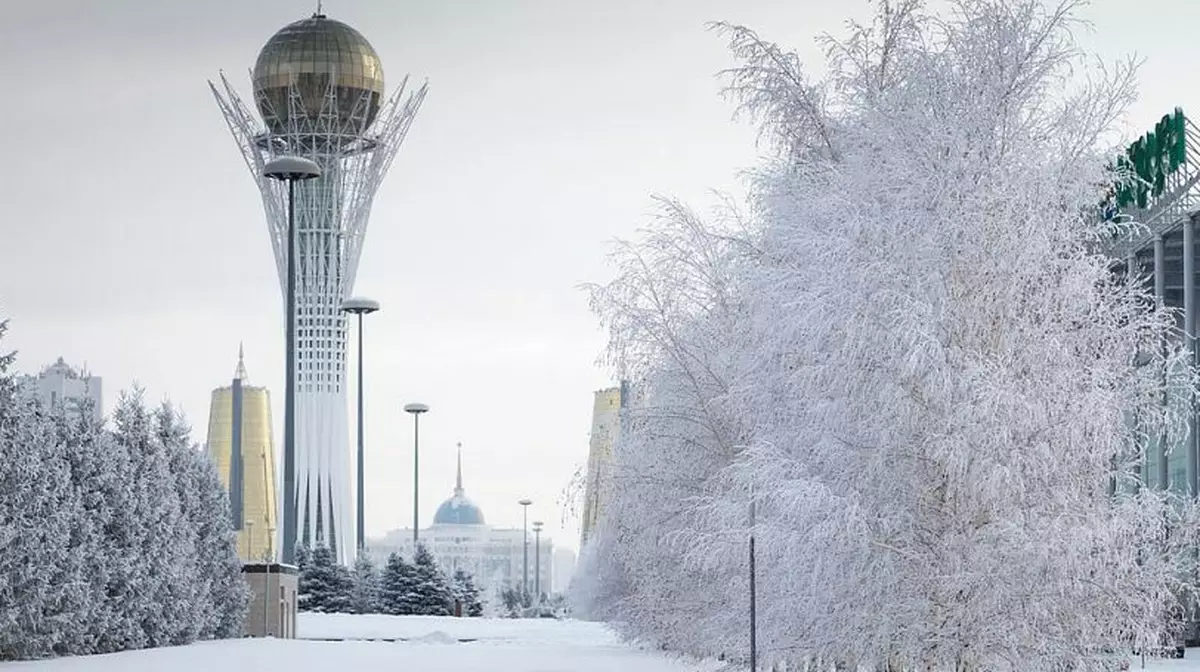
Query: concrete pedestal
241 563 298 638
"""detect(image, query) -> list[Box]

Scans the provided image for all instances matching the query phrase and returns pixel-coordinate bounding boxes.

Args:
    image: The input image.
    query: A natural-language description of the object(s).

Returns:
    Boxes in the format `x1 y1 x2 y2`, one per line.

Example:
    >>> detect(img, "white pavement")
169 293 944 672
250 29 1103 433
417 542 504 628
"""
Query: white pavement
0 614 720 672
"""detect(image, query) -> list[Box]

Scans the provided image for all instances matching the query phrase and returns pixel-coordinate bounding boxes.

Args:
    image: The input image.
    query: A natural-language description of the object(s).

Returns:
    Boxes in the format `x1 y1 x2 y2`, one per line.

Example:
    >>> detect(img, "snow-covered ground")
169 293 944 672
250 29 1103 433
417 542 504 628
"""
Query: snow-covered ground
0 614 718 671
7 614 1200 672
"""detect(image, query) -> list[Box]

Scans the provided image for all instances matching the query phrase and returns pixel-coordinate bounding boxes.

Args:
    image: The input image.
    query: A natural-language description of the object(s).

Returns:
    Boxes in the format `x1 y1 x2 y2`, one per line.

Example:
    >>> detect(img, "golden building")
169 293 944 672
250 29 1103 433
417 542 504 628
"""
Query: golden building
580 384 624 547
206 346 278 562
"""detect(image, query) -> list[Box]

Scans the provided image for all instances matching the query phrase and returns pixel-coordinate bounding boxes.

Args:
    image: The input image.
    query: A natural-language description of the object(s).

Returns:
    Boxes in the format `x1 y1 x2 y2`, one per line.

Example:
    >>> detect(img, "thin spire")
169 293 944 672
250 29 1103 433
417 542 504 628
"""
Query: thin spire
234 342 248 381
454 442 464 495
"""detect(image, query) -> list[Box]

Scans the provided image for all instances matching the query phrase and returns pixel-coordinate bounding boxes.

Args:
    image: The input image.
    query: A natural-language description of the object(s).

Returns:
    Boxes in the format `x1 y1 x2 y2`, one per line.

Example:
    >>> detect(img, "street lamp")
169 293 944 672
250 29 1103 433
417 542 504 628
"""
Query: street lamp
244 519 255 562
749 493 757 672
342 296 380 553
265 524 276 636
263 155 321 565
532 520 543 603
518 498 532 600
404 402 430 545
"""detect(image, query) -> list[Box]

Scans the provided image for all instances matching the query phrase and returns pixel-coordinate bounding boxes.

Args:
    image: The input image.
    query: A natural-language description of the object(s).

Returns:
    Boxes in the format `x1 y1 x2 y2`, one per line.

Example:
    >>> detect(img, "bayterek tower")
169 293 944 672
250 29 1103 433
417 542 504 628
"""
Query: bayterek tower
211 12 427 564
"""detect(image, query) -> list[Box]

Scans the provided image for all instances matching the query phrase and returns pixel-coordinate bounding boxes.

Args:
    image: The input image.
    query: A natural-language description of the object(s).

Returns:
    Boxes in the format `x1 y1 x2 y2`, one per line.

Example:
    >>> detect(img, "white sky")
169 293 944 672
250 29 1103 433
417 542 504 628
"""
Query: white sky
0 0 1188 550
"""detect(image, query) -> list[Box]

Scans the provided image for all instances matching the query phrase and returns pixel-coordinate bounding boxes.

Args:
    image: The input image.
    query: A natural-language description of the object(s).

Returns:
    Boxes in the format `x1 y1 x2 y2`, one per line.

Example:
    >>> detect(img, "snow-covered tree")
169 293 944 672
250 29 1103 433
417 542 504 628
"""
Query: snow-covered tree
159 403 247 639
0 319 246 660
576 2 1200 671
451 568 483 617
379 552 419 615
110 390 198 647
298 545 354 613
350 554 382 614
410 544 454 616
572 195 756 653
0 391 79 659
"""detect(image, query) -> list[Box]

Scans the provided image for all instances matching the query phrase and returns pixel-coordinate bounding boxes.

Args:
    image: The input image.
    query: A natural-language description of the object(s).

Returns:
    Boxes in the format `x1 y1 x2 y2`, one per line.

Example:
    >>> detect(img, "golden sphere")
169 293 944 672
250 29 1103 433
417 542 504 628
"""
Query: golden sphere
252 14 385 135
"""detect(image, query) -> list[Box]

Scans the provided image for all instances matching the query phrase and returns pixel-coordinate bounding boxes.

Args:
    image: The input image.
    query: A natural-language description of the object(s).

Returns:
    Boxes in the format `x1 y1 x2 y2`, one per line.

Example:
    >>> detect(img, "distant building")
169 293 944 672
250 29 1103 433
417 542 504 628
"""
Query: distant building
18 357 103 423
367 447 554 596
580 384 626 547
552 547 576 594
205 346 278 563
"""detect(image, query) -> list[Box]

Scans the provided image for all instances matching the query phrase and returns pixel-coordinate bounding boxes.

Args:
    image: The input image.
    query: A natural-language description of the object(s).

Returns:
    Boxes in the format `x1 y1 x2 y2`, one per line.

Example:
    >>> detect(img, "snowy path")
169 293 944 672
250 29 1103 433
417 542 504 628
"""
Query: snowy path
0 614 717 671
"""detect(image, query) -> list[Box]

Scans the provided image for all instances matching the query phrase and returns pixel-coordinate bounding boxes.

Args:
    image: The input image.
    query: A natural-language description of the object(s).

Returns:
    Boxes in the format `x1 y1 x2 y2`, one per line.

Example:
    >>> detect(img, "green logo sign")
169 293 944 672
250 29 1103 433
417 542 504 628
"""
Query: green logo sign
1105 108 1187 214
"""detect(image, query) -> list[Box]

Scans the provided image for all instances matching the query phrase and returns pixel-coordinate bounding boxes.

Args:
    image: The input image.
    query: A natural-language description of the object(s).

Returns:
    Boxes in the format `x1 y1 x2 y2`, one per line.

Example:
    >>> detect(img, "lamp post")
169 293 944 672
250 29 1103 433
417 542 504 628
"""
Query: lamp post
532 520 543 603
749 494 757 672
342 297 380 553
404 402 430 545
518 498 532 600
244 519 255 562
263 155 321 565
265 524 275 637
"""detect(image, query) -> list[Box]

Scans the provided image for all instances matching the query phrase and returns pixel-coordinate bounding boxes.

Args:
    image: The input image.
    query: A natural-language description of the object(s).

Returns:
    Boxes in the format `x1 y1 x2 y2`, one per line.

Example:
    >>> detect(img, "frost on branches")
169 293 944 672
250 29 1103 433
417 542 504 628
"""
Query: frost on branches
573 2 1200 671
0 324 247 661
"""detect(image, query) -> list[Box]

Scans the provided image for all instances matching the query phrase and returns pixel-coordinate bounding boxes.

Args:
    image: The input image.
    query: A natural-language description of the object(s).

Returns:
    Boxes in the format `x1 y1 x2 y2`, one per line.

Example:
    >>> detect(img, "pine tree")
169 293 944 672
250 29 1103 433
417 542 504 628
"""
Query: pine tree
351 554 382 614
186 452 248 639
379 552 419 615
159 403 247 639
0 317 248 660
49 408 107 656
0 392 76 659
410 543 453 616
499 586 522 618
451 568 483 617
299 545 353 613
294 543 311 574
152 403 204 645
111 390 196 648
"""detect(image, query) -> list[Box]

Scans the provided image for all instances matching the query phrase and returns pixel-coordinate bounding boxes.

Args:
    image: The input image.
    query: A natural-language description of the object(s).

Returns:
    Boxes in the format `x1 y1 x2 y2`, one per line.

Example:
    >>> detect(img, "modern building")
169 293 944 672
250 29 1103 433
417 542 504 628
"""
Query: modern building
17 357 102 423
580 384 626 547
211 12 427 563
366 450 554 596
206 346 278 563
1105 108 1198 498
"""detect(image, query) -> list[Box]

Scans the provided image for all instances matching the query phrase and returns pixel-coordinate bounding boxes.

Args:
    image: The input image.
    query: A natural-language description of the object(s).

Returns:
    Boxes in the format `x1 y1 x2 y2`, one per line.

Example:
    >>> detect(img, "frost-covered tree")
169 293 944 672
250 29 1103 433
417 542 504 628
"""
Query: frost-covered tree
110 390 199 647
0 320 246 660
572 195 756 652
0 390 79 659
576 2 1200 671
350 554 382 614
451 568 483 617
379 552 419 615
159 403 247 639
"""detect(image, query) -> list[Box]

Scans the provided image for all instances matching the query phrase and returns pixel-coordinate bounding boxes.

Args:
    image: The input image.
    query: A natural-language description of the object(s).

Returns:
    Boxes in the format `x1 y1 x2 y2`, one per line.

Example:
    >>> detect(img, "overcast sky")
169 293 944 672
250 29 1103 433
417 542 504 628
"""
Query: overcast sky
0 0 1188 550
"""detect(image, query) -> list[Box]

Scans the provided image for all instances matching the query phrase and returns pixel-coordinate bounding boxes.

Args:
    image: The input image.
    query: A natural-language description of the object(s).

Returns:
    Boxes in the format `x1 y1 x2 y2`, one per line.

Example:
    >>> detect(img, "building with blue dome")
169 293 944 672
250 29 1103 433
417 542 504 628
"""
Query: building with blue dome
432 458 487 526
366 446 554 597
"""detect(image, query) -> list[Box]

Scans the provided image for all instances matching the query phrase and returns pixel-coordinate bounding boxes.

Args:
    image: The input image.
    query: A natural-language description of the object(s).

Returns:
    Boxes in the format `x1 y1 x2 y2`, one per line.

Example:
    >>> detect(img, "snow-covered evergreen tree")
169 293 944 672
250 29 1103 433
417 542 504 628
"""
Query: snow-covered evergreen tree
451 568 483 617
159 403 247 639
350 554 382 614
294 543 311 574
111 390 198 648
0 318 247 660
0 389 78 659
410 543 454 616
379 552 419 615
299 545 354 613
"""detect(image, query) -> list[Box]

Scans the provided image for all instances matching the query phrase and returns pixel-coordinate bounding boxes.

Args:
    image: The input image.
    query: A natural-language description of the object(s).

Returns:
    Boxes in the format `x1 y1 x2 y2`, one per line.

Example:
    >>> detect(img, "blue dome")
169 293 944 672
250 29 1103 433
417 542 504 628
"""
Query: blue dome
433 494 486 526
